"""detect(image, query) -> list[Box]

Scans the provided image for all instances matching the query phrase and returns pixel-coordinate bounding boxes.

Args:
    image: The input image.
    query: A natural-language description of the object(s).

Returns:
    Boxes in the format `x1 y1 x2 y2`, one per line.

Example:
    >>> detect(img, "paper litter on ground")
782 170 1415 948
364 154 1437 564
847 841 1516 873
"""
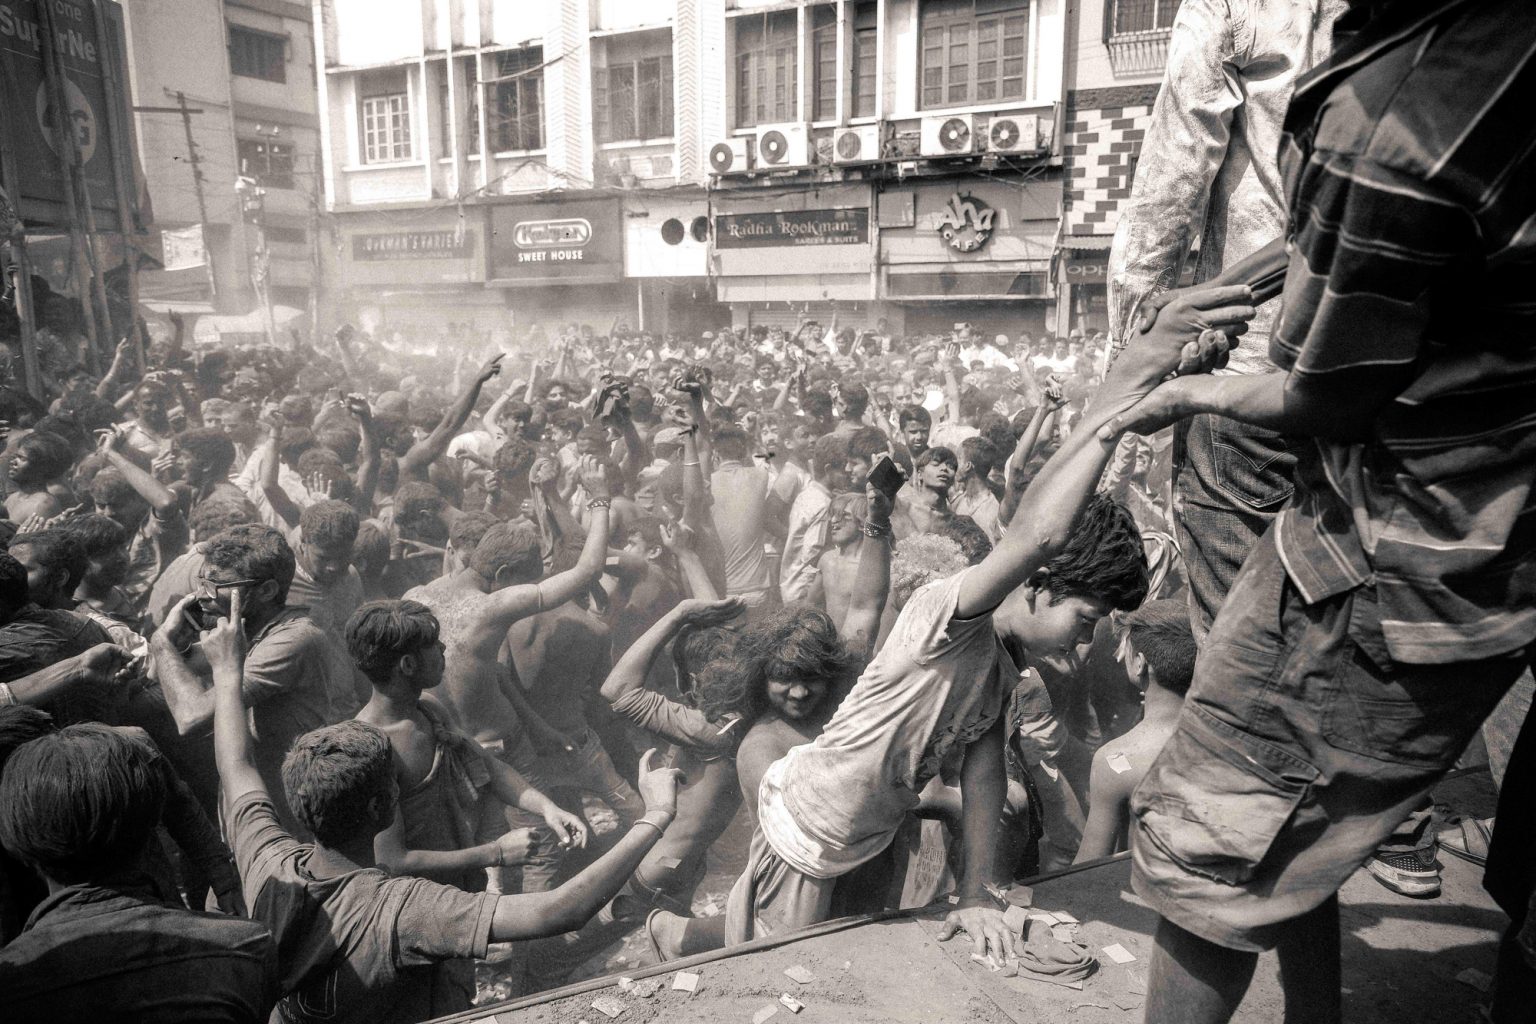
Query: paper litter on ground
1107 752 1133 774
590 994 625 1018
779 993 805 1013
699 901 721 918
1003 904 1031 934
1052 924 1079 943
972 953 1004 972
1006 884 1034 908
752 1006 778 1024
1127 970 1148 995
1102 943 1138 965
784 965 816 984
1113 995 1144 1011
673 971 701 993
1052 910 1079 924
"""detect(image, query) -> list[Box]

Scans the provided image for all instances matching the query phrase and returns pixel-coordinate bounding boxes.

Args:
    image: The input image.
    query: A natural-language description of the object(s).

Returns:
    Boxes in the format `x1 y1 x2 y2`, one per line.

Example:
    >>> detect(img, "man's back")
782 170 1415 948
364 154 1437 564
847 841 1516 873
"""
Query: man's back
508 602 611 736
0 880 276 1024
0 605 113 725
710 461 772 600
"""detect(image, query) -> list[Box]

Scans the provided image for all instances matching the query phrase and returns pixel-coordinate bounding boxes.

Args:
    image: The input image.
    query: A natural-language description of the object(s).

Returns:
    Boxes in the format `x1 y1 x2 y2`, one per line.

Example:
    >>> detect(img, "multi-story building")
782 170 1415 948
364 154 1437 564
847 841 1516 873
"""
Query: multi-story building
1055 0 1178 334
123 0 322 328
312 0 1068 342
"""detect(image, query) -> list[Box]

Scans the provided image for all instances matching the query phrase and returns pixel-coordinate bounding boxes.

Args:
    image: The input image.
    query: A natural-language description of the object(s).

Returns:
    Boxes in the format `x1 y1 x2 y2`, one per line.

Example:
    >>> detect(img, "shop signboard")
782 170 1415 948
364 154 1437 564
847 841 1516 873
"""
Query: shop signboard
0 0 136 231
339 209 485 287
487 197 623 286
714 208 869 249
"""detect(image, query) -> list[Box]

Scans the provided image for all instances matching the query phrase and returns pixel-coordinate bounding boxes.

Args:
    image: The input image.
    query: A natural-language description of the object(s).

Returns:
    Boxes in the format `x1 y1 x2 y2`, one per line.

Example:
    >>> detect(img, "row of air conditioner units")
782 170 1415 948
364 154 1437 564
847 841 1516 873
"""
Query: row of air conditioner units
708 112 1042 175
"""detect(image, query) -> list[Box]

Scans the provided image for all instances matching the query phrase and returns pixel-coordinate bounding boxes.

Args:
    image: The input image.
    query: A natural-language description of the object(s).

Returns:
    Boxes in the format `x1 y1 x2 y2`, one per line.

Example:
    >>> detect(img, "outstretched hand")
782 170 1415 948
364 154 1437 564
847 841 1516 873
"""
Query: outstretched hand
675 597 747 629
1120 284 1253 386
938 904 1019 964
636 747 686 819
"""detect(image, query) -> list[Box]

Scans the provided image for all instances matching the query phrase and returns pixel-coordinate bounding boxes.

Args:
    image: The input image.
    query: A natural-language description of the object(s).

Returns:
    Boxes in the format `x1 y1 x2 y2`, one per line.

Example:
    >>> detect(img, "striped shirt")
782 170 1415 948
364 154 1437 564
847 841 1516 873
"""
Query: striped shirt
1270 0 1536 664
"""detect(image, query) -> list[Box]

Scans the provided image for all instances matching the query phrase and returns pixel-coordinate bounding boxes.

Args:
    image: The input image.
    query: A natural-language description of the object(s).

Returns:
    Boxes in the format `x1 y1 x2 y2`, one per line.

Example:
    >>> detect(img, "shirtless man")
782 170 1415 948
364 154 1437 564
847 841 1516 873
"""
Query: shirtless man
350 599 589 891
4 431 74 524
601 595 748 919
1073 600 1195 863
891 446 956 539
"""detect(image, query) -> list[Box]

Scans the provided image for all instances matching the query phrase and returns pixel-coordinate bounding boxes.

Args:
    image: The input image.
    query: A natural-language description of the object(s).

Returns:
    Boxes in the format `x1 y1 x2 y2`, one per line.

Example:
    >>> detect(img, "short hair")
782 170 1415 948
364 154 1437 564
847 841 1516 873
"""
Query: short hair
281 721 395 847
915 445 958 471
548 408 584 436
809 433 847 479
15 430 74 482
300 499 360 550
393 482 448 544
838 384 870 419
0 705 53 773
846 426 888 465
713 424 751 462
345 599 441 684
317 427 360 463
898 404 932 430
351 519 390 571
204 523 296 602
189 497 258 540
449 510 499 553
9 530 88 595
0 550 27 612
739 606 857 706
0 724 168 884
278 428 315 466
470 521 543 581
296 448 344 477
494 437 538 482
57 513 128 560
960 436 1000 478
1044 493 1149 612
1121 599 1198 695
801 384 833 421
173 427 237 478
935 515 993 565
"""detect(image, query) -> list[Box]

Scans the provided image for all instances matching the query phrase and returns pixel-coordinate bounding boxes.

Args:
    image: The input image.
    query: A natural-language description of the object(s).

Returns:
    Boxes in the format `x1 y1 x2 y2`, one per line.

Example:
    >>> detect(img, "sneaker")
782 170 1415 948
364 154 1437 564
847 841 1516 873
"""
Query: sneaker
1366 851 1441 898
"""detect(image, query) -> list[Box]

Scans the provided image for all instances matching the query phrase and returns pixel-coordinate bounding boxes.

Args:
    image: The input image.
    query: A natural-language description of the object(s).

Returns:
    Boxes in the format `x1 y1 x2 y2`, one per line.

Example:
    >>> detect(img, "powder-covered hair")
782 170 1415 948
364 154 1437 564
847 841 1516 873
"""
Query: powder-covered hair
281 720 396 847
345 599 441 684
1044 493 1149 612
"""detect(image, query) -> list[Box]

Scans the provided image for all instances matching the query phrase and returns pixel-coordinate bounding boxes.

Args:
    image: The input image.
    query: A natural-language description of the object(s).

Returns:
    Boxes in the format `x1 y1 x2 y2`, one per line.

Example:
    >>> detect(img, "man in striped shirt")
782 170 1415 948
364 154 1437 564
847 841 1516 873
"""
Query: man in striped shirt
1102 2 1536 1020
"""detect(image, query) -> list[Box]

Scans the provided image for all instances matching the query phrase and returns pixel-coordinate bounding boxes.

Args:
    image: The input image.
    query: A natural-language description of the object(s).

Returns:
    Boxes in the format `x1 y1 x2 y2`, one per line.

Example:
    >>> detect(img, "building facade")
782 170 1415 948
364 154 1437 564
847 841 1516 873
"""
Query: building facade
123 0 322 328
311 0 1068 343
1054 0 1176 334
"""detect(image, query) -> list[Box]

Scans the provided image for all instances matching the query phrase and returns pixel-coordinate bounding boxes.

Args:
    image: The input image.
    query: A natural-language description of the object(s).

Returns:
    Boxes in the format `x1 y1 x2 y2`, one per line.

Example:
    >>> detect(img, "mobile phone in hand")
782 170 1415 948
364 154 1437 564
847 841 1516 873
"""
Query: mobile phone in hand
869 455 906 504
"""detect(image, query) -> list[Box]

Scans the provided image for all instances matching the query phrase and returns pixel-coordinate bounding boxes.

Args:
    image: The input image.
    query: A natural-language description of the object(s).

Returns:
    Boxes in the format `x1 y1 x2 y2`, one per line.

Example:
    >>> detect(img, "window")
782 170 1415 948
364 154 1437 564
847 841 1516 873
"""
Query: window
237 138 295 189
595 55 674 142
812 6 837 121
920 0 1028 110
735 10 797 127
1110 0 1179 34
439 59 480 156
851 2 877 118
265 225 307 245
229 26 286 83
491 48 544 152
359 71 412 163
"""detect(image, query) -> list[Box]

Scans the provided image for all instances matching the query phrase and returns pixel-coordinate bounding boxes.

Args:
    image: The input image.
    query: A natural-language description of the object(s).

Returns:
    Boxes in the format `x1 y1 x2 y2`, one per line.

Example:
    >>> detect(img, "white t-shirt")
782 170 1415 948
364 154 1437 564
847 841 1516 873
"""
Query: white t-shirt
757 567 1018 878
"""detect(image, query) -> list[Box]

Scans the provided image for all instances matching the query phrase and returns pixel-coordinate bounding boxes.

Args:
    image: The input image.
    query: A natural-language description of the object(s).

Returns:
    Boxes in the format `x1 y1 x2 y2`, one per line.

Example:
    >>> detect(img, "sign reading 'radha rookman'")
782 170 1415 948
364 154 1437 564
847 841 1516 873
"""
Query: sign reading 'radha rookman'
351 229 473 261
714 208 869 249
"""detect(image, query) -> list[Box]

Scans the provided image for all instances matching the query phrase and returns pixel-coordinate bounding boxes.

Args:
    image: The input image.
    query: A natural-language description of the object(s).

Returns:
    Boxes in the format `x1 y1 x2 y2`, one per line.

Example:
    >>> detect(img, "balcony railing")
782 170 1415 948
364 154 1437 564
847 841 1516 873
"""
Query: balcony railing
1105 27 1171 76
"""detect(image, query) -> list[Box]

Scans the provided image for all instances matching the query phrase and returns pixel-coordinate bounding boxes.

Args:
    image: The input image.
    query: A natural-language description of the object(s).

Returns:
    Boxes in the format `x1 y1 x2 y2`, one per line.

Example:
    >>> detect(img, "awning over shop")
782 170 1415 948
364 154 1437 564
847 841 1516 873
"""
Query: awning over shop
884 260 1051 300
1059 233 1114 251
716 273 871 304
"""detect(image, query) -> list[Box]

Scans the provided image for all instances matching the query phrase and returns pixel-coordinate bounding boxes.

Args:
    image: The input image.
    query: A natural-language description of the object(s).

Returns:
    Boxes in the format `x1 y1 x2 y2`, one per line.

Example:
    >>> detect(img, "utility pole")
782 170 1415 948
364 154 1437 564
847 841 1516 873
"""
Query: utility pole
177 90 219 302
237 175 276 346
92 0 147 371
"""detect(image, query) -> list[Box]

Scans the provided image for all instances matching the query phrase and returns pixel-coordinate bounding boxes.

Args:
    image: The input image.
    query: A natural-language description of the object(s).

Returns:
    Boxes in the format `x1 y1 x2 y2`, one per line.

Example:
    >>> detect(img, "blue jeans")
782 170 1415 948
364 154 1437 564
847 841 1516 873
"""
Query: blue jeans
1172 412 1300 639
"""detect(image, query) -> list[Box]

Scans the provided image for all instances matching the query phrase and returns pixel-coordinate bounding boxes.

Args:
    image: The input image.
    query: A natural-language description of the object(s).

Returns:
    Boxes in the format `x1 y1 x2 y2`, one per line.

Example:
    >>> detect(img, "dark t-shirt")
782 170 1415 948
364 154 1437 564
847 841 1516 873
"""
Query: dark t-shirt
229 791 498 1024
0 878 277 1023
0 604 114 725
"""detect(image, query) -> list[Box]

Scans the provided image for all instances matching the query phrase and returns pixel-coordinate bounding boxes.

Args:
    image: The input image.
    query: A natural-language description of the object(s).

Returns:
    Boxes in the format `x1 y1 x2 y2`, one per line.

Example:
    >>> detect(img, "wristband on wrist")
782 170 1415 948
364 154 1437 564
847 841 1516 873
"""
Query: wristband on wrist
863 520 892 539
636 811 673 835
587 497 612 511
682 460 701 467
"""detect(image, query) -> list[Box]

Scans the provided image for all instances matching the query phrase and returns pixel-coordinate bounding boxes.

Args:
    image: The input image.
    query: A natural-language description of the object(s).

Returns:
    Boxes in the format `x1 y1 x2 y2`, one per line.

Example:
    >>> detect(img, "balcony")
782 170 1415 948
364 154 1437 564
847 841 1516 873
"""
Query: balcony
1105 27 1171 76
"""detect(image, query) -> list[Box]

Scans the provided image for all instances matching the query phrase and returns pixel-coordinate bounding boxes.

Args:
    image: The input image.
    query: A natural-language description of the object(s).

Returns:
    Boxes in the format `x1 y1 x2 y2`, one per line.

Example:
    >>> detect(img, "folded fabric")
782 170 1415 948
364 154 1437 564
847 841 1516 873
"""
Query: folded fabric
1015 917 1097 985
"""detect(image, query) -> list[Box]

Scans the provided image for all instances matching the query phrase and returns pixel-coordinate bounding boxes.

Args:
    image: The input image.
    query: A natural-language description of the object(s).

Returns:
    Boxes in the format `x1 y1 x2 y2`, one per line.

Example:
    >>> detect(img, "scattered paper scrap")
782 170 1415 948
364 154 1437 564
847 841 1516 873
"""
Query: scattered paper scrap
971 953 1004 972
1029 911 1061 925
1053 910 1079 924
841 960 852 971
779 993 805 1014
1052 924 1078 944
1068 1001 1111 1011
1003 959 1020 977
947 894 960 904
617 977 635 991
1107 752 1133 774
630 979 660 998
1006 884 1034 908
673 971 701 993
1003 904 1031 934
590 995 626 1019
699 901 722 918
1102 943 1138 965
784 965 816 984
1127 971 1148 995
752 1006 779 1024
1113 995 1144 1011
655 855 682 871
1456 967 1493 993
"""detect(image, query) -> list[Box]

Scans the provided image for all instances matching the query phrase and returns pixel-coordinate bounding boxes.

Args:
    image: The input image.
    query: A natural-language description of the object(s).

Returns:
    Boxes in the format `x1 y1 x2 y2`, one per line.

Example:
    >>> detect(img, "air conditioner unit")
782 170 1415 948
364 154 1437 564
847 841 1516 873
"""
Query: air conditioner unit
831 123 882 164
708 137 753 175
754 123 810 168
986 113 1041 154
920 114 976 157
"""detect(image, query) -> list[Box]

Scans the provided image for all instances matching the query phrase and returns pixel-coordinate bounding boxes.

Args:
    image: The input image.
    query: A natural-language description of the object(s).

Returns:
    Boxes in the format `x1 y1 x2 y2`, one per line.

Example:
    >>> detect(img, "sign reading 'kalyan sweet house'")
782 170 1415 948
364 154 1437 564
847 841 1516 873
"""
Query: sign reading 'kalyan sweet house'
714 208 869 249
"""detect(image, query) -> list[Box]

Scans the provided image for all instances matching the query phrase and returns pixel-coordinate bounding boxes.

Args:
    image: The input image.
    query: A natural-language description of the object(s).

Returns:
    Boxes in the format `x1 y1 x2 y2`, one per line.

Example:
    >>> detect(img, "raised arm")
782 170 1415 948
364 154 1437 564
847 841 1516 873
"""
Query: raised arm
955 285 1254 619
489 750 681 940
399 353 504 481
207 590 265 808
256 416 303 529
999 381 1065 527
661 520 718 600
95 339 133 399
600 597 745 705
1 644 129 709
346 394 381 515
98 428 178 517
841 487 893 660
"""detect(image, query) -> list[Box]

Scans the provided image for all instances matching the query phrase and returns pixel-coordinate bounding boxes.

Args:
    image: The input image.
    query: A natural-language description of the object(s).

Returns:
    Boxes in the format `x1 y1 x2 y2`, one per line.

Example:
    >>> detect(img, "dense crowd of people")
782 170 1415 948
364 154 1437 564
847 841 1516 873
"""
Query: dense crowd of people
0 293 1206 1021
